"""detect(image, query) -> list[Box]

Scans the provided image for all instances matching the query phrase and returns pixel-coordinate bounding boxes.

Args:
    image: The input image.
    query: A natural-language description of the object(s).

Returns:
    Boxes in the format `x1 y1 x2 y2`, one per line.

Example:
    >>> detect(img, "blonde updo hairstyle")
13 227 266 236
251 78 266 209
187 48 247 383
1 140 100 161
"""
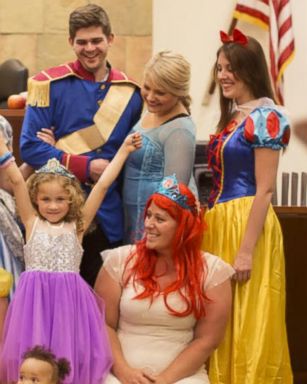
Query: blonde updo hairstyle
143 51 192 114
27 173 86 233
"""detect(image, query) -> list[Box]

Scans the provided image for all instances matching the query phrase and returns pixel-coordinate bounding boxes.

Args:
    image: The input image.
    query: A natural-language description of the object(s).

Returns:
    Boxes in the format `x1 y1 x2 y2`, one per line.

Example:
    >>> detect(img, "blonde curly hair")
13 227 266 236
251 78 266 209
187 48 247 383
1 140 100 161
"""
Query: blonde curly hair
27 173 86 233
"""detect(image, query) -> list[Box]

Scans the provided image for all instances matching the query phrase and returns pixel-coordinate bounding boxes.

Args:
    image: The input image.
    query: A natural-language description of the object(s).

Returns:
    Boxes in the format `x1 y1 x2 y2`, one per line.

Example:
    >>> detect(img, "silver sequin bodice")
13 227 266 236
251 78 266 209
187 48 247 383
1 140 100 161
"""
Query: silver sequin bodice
24 218 83 272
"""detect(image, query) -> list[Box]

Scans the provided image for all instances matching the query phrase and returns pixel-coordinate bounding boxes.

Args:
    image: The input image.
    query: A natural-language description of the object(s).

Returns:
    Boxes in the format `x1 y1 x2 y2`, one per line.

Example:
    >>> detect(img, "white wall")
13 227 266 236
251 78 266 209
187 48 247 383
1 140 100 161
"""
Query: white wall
153 0 307 204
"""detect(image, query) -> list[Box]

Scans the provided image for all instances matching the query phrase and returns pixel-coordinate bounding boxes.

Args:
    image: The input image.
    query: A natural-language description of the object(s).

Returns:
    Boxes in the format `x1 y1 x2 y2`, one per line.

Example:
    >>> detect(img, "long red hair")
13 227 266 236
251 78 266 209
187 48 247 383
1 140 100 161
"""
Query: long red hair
124 184 209 319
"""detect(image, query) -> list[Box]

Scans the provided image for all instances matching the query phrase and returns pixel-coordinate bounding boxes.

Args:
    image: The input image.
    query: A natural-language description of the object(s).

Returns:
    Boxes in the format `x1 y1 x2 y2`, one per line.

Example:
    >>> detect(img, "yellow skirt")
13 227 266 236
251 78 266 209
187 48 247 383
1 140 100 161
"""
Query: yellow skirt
0 268 13 298
203 197 293 384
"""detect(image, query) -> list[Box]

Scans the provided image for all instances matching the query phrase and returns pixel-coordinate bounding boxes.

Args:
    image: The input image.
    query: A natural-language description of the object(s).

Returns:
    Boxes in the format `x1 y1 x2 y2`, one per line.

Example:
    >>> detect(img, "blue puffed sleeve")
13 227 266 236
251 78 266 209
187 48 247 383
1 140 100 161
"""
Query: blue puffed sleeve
243 107 290 150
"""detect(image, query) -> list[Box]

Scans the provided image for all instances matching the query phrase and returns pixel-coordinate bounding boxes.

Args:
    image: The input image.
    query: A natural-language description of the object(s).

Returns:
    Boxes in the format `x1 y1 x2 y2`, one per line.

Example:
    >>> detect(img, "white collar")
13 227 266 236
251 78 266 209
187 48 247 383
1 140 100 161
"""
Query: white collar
234 97 275 115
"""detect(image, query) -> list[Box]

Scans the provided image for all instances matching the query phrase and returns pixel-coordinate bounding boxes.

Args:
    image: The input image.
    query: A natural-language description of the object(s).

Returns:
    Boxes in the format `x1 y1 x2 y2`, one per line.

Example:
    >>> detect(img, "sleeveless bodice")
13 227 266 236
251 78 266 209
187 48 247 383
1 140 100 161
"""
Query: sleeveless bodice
24 218 83 272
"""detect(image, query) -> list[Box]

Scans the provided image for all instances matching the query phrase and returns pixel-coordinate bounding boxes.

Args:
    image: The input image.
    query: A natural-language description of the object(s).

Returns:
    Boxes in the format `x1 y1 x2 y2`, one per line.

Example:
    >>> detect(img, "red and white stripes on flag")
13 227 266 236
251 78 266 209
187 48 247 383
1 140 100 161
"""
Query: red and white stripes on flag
234 0 295 104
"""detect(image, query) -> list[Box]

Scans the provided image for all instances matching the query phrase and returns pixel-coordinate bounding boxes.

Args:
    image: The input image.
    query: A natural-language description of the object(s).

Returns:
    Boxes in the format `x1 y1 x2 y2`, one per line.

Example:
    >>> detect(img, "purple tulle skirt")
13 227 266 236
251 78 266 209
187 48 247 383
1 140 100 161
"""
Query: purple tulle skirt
0 270 112 384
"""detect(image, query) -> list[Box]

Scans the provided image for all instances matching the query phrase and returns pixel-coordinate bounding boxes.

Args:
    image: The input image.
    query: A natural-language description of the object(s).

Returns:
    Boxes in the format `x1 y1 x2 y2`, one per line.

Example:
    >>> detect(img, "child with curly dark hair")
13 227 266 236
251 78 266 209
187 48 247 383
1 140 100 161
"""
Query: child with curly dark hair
18 345 71 384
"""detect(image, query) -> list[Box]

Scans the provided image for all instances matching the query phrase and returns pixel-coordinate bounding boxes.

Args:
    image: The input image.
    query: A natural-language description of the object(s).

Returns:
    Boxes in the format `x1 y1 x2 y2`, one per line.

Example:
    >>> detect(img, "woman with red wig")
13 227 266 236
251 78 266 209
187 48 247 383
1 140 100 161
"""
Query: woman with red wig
95 174 234 384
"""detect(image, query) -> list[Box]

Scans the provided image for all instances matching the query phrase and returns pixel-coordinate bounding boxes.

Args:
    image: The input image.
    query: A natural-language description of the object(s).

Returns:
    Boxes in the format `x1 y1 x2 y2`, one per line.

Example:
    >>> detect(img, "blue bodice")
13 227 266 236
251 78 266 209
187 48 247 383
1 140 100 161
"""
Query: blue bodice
208 106 290 208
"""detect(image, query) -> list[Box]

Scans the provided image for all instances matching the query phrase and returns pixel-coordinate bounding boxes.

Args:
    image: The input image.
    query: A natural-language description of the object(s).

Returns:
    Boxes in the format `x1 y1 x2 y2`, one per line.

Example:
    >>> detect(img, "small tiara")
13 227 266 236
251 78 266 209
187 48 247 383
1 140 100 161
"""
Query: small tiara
36 158 75 179
156 174 192 211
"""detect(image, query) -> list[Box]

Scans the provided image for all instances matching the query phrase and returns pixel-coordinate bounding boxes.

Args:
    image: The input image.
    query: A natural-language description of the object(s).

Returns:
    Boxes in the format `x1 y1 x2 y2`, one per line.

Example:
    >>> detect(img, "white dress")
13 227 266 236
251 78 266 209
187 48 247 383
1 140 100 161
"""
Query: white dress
102 245 234 384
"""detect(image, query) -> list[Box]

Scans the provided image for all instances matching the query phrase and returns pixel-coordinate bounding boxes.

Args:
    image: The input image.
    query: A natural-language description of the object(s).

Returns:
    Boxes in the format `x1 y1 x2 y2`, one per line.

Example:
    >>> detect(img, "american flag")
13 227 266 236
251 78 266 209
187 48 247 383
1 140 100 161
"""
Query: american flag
234 0 295 104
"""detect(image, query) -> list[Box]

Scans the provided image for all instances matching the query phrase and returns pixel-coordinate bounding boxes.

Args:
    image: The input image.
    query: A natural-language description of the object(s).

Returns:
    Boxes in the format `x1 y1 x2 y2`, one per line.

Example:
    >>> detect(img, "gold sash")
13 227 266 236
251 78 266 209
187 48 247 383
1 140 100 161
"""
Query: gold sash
55 83 136 154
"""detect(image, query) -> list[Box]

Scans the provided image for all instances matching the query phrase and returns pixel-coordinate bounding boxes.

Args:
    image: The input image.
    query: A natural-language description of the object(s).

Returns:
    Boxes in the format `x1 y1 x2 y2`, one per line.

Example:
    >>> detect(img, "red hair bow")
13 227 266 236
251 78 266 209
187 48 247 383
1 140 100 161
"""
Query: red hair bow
220 28 248 46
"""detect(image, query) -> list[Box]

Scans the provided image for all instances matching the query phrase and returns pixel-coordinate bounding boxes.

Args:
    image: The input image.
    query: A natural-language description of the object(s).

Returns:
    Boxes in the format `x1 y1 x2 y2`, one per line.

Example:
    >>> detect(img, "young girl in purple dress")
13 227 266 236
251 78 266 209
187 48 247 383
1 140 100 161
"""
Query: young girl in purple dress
0 131 141 384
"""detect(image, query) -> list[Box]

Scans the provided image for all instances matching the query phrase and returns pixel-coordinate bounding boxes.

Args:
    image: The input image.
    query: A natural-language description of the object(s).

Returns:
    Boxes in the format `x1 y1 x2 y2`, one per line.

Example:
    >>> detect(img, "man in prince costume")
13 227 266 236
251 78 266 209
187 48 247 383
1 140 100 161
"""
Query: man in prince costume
20 4 143 286
202 29 292 383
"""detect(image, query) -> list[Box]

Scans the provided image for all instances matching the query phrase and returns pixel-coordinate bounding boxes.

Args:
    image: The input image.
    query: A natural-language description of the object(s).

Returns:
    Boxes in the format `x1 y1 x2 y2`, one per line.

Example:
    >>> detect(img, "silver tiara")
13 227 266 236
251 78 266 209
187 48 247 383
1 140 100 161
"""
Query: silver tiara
35 158 75 179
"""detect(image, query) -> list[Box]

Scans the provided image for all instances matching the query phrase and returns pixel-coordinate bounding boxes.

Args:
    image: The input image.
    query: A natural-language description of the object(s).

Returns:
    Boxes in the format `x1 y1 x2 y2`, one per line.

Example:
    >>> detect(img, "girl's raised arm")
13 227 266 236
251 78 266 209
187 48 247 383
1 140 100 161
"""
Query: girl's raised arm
0 134 36 229
82 133 142 233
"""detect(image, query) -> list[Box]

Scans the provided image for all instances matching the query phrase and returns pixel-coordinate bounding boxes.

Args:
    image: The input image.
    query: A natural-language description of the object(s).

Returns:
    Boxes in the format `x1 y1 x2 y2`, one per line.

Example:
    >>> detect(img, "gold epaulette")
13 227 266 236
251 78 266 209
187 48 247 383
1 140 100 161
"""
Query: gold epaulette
27 64 77 107
27 78 51 107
